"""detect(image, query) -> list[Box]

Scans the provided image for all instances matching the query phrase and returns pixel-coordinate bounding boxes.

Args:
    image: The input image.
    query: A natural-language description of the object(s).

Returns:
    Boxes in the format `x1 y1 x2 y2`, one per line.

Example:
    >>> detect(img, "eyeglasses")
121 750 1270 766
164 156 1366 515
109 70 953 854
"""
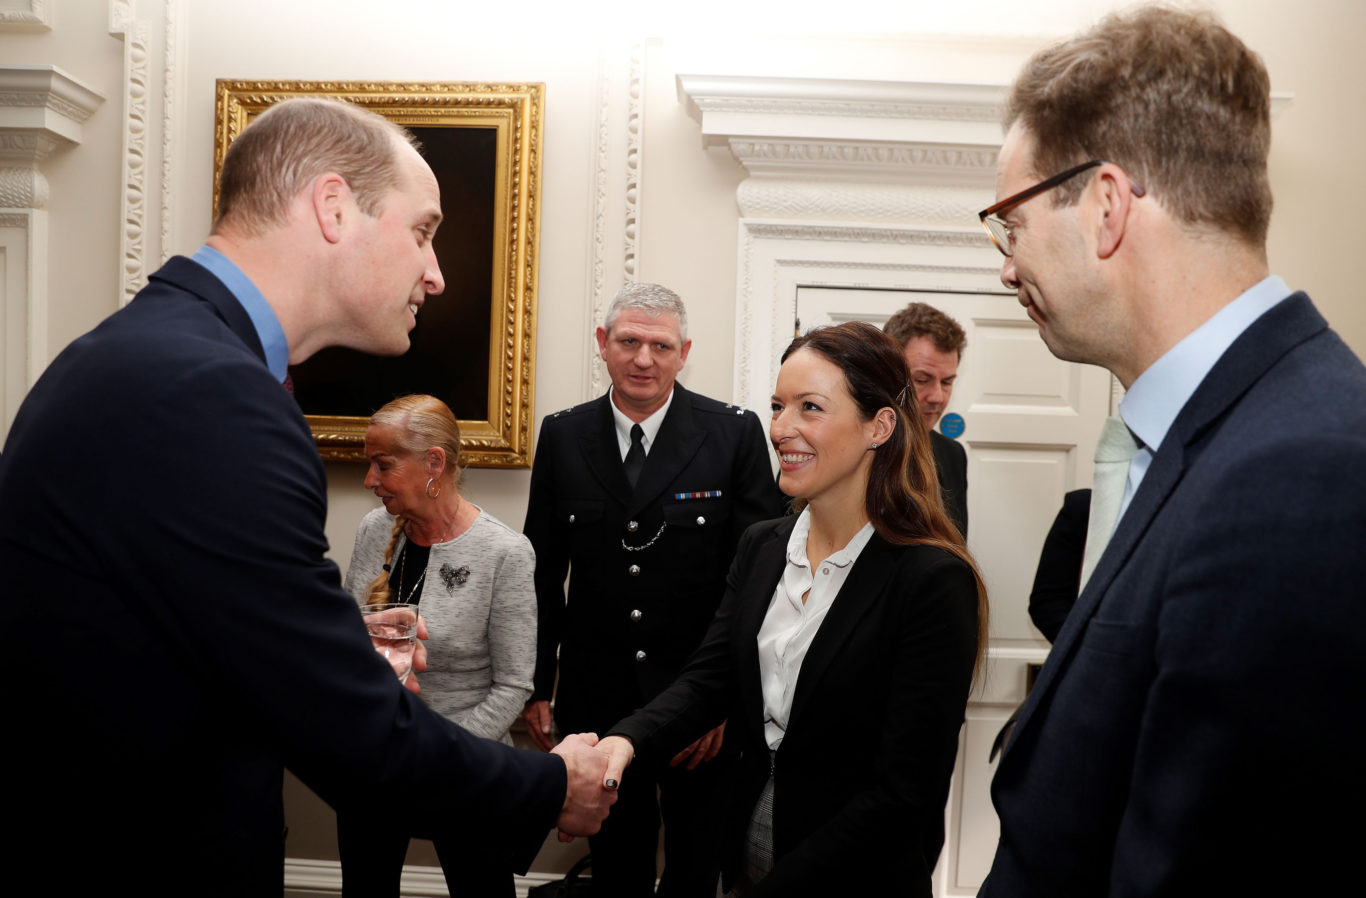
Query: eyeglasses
978 159 1145 257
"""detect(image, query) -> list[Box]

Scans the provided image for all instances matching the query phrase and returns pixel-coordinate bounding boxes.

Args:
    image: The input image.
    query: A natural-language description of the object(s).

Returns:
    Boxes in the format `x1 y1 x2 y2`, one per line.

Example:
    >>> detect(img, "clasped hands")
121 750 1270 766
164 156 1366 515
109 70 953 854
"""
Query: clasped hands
548 733 632 841
524 701 727 840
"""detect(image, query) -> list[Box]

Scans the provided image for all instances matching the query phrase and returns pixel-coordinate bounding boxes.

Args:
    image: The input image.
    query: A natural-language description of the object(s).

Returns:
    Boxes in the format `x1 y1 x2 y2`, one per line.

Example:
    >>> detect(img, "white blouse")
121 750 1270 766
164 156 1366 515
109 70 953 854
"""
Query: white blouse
757 507 875 749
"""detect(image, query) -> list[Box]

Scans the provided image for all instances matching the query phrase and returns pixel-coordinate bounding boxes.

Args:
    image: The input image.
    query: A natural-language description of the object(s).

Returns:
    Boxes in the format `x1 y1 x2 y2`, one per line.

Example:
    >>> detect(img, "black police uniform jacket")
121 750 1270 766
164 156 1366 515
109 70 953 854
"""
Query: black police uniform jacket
524 383 785 734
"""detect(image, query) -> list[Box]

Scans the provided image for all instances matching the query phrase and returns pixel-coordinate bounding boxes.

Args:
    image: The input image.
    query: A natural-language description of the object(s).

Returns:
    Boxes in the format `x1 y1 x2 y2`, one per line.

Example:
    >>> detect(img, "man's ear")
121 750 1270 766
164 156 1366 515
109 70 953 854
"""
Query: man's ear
1095 164 1139 259
312 173 350 245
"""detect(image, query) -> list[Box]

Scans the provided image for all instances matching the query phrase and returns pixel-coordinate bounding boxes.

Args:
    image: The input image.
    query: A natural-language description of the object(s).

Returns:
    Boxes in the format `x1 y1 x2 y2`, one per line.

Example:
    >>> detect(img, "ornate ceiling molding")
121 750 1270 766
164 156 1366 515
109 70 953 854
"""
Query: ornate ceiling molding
0 65 104 161
678 75 1007 181
0 0 51 32
675 74 1012 410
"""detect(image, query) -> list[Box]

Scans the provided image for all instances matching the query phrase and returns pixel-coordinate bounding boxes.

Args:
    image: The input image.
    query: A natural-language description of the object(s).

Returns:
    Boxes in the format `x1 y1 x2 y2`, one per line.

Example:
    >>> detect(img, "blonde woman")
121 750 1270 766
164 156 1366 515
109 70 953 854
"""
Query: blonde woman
339 394 535 898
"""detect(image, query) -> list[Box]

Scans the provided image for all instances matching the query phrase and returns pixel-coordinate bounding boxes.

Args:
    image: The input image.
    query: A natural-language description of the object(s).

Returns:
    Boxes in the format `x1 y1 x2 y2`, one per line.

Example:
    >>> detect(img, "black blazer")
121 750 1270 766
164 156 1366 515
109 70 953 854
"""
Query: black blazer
610 515 978 897
524 386 784 733
982 294 1366 896
1027 487 1090 642
0 258 566 894
931 429 969 537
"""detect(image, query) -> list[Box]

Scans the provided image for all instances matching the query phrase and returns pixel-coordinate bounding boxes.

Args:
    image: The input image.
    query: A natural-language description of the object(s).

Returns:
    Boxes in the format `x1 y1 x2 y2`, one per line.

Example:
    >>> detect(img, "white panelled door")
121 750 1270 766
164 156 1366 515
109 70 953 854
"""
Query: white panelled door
795 286 1111 895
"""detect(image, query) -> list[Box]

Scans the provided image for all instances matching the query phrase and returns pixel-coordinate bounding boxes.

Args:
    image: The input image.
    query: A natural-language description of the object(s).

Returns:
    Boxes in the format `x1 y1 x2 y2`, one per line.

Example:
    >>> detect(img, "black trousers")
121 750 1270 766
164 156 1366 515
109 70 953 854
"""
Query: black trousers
336 812 515 898
587 750 734 898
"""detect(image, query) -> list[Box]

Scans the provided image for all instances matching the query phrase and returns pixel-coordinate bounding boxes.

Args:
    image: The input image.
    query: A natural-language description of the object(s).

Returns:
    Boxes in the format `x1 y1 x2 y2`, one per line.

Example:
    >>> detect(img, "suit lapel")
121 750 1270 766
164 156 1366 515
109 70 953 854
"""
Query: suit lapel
629 385 708 517
787 535 898 732
736 518 793 753
577 395 633 500
1007 293 1329 747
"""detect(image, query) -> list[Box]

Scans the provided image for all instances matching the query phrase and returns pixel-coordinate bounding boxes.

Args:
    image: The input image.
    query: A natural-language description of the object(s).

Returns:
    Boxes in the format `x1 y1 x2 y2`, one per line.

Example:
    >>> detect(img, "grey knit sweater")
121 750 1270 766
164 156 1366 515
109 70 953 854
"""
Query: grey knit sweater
344 505 537 743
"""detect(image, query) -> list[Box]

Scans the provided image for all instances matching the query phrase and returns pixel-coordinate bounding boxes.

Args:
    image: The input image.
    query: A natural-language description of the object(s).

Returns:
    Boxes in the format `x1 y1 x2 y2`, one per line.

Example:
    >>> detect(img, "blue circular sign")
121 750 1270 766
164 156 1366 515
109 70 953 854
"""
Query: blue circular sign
939 413 965 439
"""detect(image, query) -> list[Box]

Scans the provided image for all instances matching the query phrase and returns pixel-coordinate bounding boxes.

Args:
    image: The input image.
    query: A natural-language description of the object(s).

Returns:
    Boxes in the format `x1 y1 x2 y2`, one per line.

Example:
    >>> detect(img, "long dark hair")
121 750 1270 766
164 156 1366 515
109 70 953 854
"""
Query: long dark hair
782 321 989 677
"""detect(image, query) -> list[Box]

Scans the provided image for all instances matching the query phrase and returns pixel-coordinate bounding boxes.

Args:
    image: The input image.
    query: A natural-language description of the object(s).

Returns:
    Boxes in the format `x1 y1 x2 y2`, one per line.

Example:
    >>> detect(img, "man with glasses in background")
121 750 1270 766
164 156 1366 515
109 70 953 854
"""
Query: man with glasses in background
977 7 1366 895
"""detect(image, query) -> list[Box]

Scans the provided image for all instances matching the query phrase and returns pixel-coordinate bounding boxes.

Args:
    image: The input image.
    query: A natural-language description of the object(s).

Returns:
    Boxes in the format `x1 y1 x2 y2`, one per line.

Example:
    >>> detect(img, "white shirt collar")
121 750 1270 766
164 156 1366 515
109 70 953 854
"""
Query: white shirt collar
608 386 675 460
784 506 876 570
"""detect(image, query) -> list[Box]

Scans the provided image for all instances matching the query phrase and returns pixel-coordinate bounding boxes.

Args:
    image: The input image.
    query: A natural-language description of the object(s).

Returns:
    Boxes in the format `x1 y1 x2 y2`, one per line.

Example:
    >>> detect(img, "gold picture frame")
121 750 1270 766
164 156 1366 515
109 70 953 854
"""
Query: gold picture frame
213 79 543 467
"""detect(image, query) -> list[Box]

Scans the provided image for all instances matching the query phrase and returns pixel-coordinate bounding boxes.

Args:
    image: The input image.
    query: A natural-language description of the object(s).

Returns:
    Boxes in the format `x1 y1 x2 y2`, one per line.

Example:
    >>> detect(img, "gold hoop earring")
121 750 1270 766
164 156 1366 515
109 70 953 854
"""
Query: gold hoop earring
425 477 441 499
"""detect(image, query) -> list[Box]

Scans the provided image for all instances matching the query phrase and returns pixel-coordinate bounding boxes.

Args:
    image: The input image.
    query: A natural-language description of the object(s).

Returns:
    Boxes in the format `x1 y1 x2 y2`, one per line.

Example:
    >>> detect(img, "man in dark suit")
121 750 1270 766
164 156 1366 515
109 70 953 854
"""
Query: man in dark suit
0 98 612 895
977 7 1366 895
522 283 784 896
883 302 969 535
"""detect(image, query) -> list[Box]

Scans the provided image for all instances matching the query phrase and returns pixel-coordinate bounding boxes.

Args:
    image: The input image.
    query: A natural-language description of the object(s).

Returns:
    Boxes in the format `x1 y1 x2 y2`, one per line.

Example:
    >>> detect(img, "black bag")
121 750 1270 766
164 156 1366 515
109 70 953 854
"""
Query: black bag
527 853 592 897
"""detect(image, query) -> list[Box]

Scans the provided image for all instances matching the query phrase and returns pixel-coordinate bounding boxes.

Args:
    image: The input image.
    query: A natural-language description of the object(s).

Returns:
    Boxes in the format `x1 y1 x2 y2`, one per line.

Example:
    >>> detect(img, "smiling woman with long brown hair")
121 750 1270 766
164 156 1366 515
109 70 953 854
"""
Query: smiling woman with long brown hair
596 321 987 897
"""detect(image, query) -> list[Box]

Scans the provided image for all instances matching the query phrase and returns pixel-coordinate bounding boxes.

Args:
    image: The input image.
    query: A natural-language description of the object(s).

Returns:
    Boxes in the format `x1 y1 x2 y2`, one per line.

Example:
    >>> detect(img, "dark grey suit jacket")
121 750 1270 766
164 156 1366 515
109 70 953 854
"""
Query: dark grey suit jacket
0 258 566 894
982 294 1366 896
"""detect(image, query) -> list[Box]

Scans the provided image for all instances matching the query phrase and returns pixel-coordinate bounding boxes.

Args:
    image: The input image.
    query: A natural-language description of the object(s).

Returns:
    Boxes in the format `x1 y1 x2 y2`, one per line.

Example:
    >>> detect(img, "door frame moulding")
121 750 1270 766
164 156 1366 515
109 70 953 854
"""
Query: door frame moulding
675 73 1012 414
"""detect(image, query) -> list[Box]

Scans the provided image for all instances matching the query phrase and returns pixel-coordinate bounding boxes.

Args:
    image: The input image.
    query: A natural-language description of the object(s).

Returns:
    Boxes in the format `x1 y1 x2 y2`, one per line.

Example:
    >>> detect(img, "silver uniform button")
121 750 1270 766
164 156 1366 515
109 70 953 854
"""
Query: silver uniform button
568 514 576 523
635 650 647 662
630 609 642 622
627 520 639 532
629 564 641 576
696 516 706 526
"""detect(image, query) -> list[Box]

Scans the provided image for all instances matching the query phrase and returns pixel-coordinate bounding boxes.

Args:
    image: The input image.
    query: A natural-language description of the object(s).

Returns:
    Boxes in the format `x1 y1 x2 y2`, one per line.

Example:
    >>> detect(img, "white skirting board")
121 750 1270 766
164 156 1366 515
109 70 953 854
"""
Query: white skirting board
284 857 575 898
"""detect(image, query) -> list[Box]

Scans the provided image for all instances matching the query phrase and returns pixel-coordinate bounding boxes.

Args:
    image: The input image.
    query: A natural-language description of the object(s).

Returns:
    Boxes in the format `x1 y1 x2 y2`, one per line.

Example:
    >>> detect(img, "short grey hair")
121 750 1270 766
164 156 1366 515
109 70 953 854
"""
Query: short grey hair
603 283 689 343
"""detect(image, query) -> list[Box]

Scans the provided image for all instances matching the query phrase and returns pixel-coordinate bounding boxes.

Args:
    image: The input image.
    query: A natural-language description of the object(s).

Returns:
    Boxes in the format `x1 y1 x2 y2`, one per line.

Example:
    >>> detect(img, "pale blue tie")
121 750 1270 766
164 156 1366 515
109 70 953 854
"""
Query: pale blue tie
1078 415 1140 592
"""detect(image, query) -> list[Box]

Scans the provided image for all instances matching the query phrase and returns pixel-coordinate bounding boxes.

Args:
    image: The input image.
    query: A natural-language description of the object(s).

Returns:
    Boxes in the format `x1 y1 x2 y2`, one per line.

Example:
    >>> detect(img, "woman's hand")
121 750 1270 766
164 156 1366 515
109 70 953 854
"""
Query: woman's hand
402 614 430 695
522 699 557 751
669 721 726 769
596 735 636 791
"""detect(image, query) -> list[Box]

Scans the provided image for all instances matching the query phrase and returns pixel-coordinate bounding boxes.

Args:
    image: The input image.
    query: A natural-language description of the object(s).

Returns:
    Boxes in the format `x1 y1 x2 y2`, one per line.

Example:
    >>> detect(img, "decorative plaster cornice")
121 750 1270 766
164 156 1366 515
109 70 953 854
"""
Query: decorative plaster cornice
677 75 1007 156
742 220 989 249
0 166 48 207
0 0 51 32
679 75 1006 122
0 66 105 147
0 131 61 157
736 179 986 222
729 138 997 181
677 73 1006 230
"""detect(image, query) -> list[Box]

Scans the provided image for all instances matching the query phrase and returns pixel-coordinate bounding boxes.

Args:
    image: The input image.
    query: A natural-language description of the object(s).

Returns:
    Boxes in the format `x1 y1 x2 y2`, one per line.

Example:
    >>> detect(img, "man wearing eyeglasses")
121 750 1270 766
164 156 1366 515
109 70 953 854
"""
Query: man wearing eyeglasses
978 7 1366 897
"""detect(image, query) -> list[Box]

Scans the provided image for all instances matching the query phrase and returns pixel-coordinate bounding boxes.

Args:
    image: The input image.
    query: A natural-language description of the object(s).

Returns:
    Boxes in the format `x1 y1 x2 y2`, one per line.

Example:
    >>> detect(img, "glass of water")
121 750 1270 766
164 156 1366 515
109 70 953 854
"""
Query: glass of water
361 603 419 683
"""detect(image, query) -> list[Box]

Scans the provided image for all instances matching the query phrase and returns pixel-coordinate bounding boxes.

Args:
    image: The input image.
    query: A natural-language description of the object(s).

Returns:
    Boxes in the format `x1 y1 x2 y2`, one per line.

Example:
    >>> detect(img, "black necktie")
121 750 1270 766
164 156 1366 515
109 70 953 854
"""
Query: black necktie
623 424 646 488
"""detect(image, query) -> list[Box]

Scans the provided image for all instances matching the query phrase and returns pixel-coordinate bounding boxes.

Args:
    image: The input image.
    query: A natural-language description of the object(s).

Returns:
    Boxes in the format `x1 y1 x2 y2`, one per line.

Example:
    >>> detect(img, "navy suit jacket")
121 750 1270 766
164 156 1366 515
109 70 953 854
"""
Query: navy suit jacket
982 294 1366 896
610 515 978 897
0 258 565 894
524 386 784 734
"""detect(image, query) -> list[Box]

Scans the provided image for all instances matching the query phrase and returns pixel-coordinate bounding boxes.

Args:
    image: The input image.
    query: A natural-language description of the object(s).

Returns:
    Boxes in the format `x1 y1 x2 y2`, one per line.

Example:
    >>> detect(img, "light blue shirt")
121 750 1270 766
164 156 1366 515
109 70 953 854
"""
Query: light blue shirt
1115 275 1291 522
190 244 290 383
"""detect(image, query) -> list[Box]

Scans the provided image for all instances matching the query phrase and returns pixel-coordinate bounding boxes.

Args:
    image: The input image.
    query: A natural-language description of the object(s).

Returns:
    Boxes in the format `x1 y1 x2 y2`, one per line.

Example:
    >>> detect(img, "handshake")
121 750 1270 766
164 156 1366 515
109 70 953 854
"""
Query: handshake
548 732 634 840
